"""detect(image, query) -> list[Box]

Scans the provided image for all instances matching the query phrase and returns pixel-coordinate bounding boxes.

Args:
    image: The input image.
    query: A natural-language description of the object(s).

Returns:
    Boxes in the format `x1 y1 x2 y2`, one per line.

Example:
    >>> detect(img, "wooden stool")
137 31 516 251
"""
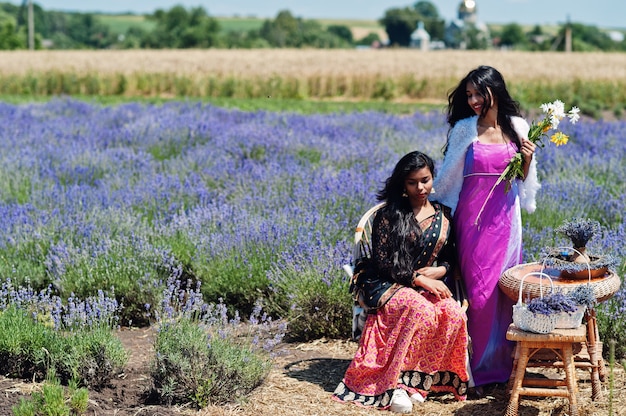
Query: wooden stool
582 308 604 398
505 324 587 416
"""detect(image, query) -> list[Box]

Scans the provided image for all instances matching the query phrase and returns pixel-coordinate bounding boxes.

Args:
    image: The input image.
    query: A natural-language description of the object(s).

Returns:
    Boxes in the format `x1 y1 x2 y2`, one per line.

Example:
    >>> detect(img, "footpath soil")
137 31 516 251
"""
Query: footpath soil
1 326 625 416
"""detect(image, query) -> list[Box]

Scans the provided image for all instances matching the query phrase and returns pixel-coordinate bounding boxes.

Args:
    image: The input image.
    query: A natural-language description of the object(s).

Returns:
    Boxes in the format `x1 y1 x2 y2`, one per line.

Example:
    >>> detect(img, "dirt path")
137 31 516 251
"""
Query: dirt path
1 328 625 416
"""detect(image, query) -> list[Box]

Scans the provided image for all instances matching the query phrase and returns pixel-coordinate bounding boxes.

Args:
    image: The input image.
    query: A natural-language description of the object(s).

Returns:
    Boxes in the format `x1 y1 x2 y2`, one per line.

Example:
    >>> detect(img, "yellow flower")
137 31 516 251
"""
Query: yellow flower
550 132 569 146
476 99 578 224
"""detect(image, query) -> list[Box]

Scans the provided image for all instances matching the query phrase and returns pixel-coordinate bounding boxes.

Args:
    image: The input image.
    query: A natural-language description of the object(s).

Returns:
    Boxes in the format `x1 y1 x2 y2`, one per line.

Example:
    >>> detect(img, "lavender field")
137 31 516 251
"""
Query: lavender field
0 99 624 351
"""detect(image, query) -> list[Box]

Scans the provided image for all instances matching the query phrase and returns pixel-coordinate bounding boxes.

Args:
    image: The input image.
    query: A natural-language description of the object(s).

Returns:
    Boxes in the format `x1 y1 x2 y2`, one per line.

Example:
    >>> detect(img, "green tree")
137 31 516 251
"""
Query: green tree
143 5 220 48
379 7 420 46
223 30 270 48
259 10 298 47
564 23 615 51
258 10 349 48
413 1 438 19
0 15 24 49
58 13 115 48
414 1 444 40
295 20 349 48
499 23 527 48
465 24 489 49
356 32 381 47
120 26 147 48
327 24 353 44
526 25 551 51
380 1 443 46
14 1 51 38
529 25 543 37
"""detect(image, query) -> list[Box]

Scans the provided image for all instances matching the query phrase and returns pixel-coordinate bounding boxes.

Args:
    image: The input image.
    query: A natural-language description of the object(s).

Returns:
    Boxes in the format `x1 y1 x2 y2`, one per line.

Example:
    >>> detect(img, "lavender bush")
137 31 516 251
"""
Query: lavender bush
150 275 284 407
0 98 623 354
11 370 90 416
0 279 127 386
0 305 127 388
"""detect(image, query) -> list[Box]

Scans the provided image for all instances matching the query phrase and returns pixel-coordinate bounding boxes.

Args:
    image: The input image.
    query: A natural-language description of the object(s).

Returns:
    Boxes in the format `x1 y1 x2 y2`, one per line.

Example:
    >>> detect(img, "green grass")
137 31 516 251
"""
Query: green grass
0 94 440 115
317 18 383 29
204 97 439 114
215 16 383 33
217 17 265 33
96 13 156 35
96 13 383 36
0 69 622 117
97 14 383 36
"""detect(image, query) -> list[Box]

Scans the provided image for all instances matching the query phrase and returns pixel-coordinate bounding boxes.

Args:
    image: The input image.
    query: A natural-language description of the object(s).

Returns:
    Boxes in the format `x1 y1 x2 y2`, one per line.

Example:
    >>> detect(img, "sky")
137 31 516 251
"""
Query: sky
29 0 626 29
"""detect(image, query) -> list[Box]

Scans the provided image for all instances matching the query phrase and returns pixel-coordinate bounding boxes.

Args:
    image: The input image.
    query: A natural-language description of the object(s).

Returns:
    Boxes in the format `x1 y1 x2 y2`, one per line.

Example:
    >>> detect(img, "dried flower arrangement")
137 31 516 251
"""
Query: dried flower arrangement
541 218 617 279
567 284 597 309
555 218 601 262
524 288 592 330
526 291 578 315
542 247 618 279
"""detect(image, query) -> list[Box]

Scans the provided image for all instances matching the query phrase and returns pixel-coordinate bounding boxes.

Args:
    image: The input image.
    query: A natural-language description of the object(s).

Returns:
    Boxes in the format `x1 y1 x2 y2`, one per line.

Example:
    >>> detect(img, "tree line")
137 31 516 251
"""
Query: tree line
0 1 624 51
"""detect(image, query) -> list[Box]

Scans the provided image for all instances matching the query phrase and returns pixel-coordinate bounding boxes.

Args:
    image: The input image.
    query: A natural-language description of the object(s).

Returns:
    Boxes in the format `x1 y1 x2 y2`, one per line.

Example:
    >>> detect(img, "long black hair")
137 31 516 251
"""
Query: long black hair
444 65 522 154
375 151 435 274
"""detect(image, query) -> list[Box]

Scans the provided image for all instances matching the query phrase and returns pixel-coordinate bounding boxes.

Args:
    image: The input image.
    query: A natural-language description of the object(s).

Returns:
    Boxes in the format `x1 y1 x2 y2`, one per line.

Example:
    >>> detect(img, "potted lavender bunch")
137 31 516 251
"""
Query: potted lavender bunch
555 218 601 263
543 219 617 280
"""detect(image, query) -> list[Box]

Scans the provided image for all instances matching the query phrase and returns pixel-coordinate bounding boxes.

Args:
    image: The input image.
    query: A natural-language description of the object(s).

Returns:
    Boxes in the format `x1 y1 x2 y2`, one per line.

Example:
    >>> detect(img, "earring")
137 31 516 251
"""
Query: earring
402 191 408 197
430 187 436 194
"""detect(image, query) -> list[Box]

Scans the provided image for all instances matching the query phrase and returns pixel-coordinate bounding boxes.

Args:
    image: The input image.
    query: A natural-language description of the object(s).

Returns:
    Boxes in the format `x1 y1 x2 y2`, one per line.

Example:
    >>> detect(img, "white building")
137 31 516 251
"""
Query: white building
410 21 430 50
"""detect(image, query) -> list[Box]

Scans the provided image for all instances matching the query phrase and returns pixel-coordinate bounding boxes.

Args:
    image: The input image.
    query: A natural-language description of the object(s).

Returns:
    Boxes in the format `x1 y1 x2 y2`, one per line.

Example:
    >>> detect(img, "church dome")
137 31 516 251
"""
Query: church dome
459 0 476 14
458 0 477 22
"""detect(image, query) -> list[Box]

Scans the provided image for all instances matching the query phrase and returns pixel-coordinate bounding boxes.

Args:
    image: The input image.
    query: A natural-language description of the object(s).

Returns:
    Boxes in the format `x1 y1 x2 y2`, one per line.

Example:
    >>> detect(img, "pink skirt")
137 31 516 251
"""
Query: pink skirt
332 287 469 409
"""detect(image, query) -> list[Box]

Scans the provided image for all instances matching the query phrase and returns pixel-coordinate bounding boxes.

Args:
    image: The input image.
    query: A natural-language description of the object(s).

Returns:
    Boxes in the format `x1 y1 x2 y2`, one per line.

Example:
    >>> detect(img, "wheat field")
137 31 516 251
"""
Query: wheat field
1 50 625 106
1 49 624 79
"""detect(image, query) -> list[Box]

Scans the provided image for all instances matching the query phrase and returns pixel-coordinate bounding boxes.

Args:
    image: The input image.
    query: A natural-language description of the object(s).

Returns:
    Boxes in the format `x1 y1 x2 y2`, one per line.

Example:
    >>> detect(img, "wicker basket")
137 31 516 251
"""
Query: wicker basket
512 272 558 334
555 305 586 329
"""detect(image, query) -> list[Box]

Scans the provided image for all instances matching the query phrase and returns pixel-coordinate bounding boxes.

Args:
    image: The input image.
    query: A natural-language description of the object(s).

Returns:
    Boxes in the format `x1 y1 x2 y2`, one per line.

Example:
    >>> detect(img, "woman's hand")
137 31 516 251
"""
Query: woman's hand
416 266 446 280
520 138 536 179
520 138 536 164
413 273 452 300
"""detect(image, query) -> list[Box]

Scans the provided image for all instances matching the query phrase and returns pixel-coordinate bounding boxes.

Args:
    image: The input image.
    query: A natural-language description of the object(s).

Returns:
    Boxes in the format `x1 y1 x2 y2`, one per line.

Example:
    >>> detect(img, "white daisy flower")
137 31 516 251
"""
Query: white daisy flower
551 100 566 119
568 106 581 124
549 114 561 129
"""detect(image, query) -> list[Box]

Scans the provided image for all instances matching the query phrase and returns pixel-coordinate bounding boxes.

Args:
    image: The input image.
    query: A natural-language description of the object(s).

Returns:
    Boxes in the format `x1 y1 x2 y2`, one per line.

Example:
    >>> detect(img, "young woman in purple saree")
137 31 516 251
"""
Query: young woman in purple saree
433 66 541 391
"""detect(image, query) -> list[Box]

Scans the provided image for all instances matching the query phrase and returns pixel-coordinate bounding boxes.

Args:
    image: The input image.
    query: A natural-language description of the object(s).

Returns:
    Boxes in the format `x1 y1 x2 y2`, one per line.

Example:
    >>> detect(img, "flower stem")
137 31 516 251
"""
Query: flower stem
474 164 511 226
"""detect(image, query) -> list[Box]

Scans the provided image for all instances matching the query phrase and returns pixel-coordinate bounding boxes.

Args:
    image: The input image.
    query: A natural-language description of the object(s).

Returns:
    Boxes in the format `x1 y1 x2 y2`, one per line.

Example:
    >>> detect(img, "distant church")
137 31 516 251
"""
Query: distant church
444 0 490 49
410 21 430 50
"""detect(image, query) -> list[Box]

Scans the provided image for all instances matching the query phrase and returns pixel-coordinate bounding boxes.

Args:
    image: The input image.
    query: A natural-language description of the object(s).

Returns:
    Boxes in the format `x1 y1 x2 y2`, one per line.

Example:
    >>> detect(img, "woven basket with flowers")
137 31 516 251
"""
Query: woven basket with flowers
513 272 559 334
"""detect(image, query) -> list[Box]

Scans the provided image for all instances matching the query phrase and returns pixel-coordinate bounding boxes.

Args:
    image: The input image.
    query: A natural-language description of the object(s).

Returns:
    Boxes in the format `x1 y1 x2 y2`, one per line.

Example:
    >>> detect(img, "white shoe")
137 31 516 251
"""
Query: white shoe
389 389 412 413
410 392 425 403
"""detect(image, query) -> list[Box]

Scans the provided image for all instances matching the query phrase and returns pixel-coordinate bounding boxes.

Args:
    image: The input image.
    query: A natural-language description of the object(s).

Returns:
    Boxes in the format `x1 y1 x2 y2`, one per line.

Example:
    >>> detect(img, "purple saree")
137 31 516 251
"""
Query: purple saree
453 141 522 386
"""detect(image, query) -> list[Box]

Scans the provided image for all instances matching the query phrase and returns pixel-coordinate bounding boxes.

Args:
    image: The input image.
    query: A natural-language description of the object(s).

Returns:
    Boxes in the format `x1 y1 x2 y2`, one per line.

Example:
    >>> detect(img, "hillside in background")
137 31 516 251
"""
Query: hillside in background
96 13 155 34
99 13 576 46
216 15 390 43
101 12 623 50
89 13 390 45
0 1 624 51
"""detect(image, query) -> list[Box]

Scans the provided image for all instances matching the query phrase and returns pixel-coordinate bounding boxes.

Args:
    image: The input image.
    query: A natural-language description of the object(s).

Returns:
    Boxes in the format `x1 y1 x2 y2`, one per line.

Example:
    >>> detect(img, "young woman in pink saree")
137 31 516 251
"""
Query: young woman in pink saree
433 66 540 392
333 151 469 413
